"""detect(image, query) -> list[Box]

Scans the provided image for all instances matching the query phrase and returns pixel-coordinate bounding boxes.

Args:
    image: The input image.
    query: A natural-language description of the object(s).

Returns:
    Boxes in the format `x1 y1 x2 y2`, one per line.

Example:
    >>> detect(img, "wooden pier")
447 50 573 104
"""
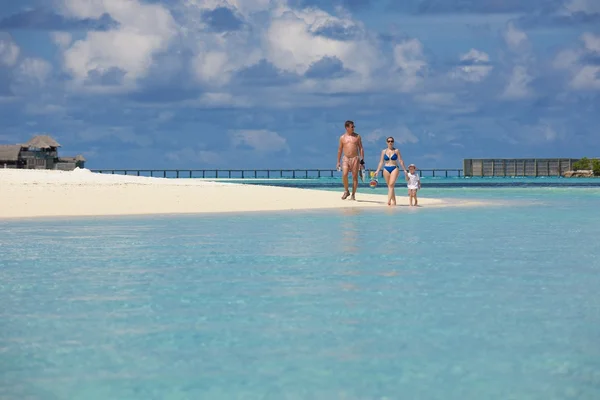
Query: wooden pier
90 168 464 179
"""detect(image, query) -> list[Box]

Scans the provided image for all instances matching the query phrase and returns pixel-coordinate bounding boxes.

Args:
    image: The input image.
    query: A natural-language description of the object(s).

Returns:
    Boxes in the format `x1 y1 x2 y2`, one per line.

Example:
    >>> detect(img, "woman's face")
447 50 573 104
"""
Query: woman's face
387 138 394 147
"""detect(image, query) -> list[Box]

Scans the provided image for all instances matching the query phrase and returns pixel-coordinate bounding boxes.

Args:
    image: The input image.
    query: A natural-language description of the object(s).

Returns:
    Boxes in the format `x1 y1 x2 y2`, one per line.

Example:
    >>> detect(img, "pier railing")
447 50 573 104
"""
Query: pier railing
90 168 464 179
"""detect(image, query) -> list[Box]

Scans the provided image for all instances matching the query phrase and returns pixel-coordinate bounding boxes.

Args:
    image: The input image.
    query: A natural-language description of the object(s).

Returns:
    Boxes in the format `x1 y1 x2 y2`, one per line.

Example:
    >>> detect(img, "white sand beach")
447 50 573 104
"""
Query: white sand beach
0 169 484 219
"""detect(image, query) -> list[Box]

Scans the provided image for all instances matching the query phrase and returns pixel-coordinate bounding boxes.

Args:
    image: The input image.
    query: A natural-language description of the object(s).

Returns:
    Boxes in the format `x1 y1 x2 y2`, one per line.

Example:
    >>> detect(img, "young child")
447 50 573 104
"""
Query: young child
404 164 421 206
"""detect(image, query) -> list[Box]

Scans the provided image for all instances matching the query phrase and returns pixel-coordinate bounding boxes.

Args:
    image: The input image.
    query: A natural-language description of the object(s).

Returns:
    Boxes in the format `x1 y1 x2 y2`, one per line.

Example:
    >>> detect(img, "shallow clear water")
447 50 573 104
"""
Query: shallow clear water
1 183 600 399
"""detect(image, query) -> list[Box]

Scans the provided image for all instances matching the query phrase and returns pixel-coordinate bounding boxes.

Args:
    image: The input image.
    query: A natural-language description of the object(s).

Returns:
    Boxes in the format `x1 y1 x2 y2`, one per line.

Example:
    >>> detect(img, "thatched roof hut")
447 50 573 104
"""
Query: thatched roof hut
24 135 61 149
0 145 22 161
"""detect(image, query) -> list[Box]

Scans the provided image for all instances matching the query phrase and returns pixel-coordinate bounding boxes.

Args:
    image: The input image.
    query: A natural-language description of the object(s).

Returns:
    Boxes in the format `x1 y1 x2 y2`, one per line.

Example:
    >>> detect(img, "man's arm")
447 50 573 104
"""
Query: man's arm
358 135 365 161
336 136 343 166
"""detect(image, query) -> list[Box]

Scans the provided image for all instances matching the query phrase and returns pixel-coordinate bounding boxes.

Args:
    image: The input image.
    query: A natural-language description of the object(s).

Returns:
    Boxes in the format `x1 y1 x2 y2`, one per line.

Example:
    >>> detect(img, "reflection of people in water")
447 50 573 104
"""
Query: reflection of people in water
340 208 361 254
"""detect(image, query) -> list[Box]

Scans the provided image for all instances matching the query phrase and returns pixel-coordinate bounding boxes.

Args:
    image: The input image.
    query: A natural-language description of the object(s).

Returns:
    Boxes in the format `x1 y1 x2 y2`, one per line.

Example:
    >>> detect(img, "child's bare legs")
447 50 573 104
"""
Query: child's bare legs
408 189 416 206
413 189 418 206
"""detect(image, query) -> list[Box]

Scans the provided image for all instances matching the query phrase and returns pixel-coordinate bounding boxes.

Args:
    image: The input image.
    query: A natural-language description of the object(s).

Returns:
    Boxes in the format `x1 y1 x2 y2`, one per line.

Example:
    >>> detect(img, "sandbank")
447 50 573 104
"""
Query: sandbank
0 169 486 219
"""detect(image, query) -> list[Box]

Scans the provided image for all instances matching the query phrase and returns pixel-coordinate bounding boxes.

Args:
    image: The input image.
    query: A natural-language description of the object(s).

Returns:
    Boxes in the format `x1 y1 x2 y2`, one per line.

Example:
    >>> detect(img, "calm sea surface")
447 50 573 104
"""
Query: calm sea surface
1 178 599 399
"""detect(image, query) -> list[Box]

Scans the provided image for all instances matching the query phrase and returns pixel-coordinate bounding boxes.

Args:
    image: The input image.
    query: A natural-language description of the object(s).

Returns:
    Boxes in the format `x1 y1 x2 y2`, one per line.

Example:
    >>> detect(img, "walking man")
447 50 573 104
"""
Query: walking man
336 120 365 200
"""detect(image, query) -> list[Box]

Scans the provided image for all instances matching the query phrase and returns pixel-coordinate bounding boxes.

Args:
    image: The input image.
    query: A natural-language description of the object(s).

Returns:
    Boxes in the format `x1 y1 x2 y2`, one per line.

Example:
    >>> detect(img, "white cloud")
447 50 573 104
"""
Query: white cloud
51 32 72 49
582 32 600 54
184 0 273 17
563 0 600 15
451 48 492 82
552 48 581 70
500 22 534 99
501 65 533 99
503 22 528 51
10 58 53 96
265 5 378 78
193 91 253 108
47 0 422 98
392 38 427 91
414 92 457 105
0 34 20 67
156 111 175 123
172 1 382 92
229 129 289 152
363 126 418 145
59 0 176 90
524 121 565 143
553 33 600 91
14 58 52 85
571 66 600 90
192 51 231 85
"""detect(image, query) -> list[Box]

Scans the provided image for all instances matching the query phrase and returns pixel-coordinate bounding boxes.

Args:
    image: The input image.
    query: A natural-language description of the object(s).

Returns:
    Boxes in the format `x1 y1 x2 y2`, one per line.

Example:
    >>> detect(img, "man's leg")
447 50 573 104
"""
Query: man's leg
341 158 350 199
350 159 359 199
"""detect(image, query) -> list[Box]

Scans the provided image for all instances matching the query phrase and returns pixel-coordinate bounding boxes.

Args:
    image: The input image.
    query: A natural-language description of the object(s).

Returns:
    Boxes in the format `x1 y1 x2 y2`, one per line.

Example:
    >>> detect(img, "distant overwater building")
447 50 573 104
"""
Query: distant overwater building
0 135 85 170
463 158 581 177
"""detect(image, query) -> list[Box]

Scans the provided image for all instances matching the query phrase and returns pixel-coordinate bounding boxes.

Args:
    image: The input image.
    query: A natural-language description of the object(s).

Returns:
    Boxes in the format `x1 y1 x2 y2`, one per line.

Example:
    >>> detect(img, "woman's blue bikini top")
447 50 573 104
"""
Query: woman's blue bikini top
384 152 398 161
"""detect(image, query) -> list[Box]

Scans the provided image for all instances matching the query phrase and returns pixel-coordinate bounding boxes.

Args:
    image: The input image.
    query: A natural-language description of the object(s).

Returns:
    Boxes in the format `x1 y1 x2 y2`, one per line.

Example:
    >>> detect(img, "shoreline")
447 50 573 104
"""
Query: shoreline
0 202 493 223
0 169 492 220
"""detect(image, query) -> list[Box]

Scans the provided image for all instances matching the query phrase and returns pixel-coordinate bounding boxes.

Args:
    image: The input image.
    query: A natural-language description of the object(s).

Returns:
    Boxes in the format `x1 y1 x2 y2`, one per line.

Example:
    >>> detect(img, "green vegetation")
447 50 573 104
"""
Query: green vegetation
572 157 600 176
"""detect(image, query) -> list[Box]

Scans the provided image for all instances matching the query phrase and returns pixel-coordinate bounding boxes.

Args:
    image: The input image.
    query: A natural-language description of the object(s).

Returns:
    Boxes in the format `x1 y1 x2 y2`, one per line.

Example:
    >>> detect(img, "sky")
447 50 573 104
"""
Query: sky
0 0 599 169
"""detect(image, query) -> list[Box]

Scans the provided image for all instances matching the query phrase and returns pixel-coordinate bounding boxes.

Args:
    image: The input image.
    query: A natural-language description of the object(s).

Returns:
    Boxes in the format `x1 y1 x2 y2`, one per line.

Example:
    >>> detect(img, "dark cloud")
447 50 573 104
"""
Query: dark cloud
126 50 199 104
289 0 372 9
456 58 493 68
388 0 563 14
304 56 352 79
313 22 362 41
201 7 244 32
233 59 301 86
0 9 118 31
580 54 600 66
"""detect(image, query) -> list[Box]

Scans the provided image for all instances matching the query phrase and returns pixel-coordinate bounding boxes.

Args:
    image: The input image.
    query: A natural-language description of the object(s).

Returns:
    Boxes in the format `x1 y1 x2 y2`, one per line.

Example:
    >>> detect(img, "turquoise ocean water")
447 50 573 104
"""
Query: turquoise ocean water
1 177 599 399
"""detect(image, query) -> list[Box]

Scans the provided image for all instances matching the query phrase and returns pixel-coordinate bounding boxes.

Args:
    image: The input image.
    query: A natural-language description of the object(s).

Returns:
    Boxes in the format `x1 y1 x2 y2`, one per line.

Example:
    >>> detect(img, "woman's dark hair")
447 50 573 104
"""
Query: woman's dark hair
387 136 394 142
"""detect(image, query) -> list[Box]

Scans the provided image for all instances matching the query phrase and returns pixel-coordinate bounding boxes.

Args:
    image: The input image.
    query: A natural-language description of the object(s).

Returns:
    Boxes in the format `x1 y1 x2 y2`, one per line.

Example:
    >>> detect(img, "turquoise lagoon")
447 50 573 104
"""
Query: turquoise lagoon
0 177 599 399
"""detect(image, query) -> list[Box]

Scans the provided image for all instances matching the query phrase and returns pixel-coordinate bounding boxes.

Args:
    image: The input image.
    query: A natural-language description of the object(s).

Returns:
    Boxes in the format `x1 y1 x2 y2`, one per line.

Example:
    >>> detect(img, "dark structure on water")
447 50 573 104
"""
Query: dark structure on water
0 135 85 170
462 158 583 177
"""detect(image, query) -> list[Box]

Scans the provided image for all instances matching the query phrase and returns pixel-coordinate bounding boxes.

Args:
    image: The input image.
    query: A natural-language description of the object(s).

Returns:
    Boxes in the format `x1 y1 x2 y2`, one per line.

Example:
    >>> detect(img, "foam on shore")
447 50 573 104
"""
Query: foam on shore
0 168 486 219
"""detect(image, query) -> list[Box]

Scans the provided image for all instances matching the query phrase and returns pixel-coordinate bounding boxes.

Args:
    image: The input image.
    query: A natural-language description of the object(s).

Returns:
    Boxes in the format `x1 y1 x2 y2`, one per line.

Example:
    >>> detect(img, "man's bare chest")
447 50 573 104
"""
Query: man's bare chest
342 136 359 146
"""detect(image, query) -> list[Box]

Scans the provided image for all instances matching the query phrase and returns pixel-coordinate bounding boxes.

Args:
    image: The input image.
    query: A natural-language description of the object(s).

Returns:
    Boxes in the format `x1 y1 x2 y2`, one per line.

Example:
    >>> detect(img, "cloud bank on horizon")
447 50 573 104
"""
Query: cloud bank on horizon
0 0 599 169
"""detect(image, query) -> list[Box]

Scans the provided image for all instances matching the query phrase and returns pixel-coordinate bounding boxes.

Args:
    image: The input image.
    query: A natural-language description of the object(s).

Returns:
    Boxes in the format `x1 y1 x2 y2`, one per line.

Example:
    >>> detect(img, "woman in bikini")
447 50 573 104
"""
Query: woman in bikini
374 136 407 206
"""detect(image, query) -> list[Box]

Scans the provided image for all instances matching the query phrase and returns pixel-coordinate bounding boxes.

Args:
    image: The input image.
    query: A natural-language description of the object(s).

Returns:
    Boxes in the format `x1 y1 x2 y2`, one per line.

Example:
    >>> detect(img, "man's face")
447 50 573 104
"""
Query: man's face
346 124 355 134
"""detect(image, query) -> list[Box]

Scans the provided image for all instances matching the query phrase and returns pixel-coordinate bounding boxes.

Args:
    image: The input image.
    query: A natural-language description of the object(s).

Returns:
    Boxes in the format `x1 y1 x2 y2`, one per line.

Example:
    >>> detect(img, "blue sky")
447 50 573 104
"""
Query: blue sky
0 0 599 169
